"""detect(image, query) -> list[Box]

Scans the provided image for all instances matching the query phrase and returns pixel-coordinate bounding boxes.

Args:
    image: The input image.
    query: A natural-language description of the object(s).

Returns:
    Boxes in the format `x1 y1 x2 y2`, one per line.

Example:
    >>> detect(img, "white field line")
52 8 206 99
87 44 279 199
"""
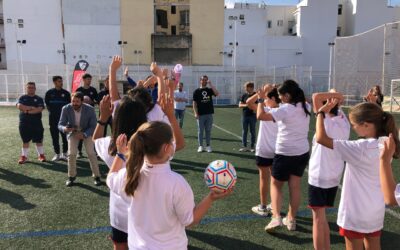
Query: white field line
188 111 400 220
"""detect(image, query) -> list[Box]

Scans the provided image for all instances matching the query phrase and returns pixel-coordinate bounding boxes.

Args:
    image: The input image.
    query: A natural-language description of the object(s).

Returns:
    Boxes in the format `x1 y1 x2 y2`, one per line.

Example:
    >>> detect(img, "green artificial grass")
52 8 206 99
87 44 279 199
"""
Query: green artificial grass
0 106 399 249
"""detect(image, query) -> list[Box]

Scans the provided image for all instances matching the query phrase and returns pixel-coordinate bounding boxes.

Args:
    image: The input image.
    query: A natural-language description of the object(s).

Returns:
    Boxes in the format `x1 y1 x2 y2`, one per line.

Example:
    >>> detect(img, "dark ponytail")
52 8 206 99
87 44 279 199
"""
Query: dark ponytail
350 103 400 158
124 121 173 196
278 80 310 117
267 87 281 104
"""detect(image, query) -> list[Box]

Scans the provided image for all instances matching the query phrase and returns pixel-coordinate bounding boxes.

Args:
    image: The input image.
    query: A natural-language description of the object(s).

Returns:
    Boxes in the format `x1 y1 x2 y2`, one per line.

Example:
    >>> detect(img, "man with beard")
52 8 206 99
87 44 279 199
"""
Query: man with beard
58 92 101 187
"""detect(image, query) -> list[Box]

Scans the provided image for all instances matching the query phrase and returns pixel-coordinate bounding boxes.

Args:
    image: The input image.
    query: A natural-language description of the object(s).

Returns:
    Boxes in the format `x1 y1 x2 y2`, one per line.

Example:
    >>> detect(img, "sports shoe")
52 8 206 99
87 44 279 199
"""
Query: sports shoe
239 147 249 152
197 146 204 153
250 147 255 153
265 217 282 232
60 153 68 161
94 177 102 186
66 177 76 187
52 154 60 162
206 146 212 153
18 156 27 164
251 204 272 216
38 154 46 162
282 217 296 231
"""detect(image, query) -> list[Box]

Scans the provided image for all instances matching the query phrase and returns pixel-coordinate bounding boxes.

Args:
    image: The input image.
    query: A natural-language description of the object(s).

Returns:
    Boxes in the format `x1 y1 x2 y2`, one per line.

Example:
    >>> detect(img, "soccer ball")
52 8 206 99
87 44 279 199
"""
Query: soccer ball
204 160 237 192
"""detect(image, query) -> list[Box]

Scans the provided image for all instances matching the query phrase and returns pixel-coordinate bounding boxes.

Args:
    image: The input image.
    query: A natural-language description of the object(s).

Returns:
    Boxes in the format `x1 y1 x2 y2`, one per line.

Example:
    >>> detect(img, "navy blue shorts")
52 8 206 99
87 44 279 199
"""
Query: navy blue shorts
256 156 273 167
19 124 44 143
111 227 128 243
272 152 309 181
308 184 338 208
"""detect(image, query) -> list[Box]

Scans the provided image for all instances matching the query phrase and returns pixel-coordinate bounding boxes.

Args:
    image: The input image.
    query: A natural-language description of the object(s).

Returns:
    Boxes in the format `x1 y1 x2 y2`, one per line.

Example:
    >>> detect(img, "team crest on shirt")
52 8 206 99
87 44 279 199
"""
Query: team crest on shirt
90 92 93 95
34 99 37 102
61 94 65 97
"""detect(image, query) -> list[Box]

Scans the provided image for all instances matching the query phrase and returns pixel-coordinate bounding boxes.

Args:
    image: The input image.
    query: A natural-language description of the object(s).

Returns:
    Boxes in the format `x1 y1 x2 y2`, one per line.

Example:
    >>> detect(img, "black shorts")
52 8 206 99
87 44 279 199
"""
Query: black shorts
19 124 44 143
111 227 128 243
308 184 338 208
256 156 273 167
272 152 309 181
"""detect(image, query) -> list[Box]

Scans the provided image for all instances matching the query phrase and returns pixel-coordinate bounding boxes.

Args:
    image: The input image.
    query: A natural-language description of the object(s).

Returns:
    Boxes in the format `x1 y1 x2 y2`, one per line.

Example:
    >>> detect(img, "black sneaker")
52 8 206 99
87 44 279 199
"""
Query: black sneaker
77 152 84 159
94 177 102 186
66 177 76 187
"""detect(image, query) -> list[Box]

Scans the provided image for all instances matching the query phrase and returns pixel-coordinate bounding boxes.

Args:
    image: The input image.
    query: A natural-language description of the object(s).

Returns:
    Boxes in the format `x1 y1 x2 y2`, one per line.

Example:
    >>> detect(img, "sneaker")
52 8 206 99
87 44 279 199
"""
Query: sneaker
265 217 282 233
206 146 212 153
94 177 102 186
197 146 204 153
251 204 272 216
38 154 46 162
77 152 84 159
282 217 296 231
66 177 76 187
239 147 249 152
52 154 60 162
250 147 255 153
60 153 68 161
18 156 27 164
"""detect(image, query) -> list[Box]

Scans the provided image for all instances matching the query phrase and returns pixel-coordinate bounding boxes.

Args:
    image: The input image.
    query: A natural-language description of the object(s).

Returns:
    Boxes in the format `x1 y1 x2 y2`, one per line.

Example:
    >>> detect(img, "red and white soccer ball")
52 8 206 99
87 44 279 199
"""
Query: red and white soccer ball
204 160 237 192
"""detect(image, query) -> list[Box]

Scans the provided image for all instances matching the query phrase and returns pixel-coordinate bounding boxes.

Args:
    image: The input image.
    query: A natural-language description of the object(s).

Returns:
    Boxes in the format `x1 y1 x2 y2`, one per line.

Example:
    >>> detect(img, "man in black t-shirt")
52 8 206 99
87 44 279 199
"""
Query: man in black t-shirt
76 73 99 157
17 82 46 164
192 75 219 153
45 76 71 161
238 81 257 152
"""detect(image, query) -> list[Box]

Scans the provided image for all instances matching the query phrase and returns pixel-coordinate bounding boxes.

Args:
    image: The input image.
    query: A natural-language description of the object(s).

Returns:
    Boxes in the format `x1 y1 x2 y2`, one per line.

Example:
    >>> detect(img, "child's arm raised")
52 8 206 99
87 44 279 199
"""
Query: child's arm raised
160 94 185 151
380 134 398 206
245 92 259 112
93 95 112 141
256 85 274 121
312 92 343 113
109 56 122 102
315 99 338 149
188 190 233 227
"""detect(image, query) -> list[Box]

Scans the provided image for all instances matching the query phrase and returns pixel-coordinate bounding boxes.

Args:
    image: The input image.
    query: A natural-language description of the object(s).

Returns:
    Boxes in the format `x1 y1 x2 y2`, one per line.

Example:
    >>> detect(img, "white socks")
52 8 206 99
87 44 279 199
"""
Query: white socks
21 148 29 157
22 146 44 157
36 146 44 155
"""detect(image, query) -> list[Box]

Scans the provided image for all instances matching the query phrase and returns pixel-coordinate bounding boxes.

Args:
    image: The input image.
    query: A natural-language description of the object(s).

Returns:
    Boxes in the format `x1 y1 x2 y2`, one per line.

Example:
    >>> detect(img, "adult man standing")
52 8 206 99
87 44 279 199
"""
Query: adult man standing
45 76 71 161
58 92 101 187
174 82 188 128
192 75 219 153
76 73 99 157
16 82 46 164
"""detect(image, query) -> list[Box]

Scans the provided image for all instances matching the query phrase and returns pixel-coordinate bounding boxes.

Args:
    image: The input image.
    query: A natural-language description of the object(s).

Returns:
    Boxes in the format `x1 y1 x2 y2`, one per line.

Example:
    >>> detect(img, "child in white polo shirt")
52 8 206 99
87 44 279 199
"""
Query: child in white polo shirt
308 91 350 250
107 121 232 250
316 100 399 250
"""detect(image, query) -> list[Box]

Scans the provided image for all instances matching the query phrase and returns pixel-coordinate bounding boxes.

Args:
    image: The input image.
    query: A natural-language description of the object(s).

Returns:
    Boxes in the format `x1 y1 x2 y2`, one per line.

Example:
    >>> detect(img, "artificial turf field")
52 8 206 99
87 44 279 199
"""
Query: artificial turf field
0 106 399 250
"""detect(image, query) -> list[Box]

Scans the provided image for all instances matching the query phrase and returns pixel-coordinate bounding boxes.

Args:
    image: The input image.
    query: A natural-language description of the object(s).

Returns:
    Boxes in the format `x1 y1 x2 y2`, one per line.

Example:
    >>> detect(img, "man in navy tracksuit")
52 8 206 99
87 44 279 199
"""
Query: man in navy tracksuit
45 76 71 161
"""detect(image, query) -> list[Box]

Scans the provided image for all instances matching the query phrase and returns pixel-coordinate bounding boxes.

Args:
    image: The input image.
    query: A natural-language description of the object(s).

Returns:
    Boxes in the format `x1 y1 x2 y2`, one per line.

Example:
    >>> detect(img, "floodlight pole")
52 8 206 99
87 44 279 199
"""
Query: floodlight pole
233 20 238 104
328 42 335 91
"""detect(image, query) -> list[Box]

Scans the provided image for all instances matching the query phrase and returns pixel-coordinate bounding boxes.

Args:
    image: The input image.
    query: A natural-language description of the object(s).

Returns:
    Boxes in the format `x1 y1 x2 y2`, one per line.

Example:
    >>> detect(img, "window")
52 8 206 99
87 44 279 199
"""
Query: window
171 6 176 14
337 27 341 36
277 20 283 26
229 25 232 29
239 14 245 20
156 9 168 28
228 16 234 20
338 4 343 15
0 53 2 62
241 21 245 25
171 25 176 35
267 20 272 28
18 23 24 28
180 10 190 26
17 19 23 24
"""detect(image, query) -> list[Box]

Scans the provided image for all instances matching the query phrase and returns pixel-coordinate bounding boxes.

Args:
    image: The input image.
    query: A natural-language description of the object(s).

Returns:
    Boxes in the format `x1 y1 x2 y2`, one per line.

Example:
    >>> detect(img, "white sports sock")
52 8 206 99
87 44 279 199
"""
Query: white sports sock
22 148 29 157
36 146 44 155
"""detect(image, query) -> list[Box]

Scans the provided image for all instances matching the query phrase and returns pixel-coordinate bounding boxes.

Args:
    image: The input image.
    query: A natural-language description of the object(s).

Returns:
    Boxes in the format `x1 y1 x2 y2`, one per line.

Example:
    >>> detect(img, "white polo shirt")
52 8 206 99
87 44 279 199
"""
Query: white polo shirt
333 138 385 233
174 90 188 110
308 110 350 188
255 107 278 159
396 184 400 206
270 102 311 156
107 162 195 250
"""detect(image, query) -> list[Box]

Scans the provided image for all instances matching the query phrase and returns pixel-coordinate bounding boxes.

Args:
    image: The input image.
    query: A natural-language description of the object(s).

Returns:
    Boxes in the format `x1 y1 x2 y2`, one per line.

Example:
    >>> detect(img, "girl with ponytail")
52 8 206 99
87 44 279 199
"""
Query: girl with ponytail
107 121 232 250
256 80 311 232
316 101 399 250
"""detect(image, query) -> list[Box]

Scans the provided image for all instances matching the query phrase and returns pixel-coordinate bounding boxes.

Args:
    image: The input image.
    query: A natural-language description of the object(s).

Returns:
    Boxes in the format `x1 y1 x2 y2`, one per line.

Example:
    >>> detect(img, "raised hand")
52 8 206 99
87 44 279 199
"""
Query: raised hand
110 56 122 72
116 134 128 155
381 133 396 161
159 94 174 119
318 98 339 113
99 95 113 121
124 67 129 77
150 62 162 77
257 87 267 99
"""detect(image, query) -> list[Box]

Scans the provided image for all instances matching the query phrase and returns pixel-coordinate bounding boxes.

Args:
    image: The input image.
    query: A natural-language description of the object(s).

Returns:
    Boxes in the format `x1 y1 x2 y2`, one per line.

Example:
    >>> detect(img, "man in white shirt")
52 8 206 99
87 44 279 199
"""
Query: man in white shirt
58 92 101 187
174 82 188 128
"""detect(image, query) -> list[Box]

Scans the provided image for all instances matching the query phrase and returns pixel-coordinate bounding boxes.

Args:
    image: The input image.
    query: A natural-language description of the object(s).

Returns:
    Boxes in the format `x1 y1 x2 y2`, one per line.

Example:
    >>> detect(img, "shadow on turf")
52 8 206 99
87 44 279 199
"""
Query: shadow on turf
185 135 241 143
0 168 51 189
0 187 36 210
29 161 109 178
187 230 271 250
171 158 258 175
211 150 258 161
72 182 109 197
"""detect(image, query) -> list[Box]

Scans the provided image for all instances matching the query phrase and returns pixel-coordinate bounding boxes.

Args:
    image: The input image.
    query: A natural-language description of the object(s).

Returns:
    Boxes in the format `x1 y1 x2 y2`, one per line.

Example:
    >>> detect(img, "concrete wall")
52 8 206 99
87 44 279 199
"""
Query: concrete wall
155 0 190 35
3 0 65 67
62 0 120 69
121 0 154 65
191 0 224 65
266 6 296 36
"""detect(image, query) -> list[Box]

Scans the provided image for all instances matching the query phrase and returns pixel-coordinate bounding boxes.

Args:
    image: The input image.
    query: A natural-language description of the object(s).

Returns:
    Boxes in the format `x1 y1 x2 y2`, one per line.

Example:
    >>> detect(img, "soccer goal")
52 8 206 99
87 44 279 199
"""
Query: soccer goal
390 79 400 112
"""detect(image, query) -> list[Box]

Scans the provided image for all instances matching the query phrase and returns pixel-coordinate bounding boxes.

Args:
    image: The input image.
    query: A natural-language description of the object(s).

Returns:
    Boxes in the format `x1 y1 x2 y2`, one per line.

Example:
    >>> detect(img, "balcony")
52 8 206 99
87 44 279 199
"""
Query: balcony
151 33 192 65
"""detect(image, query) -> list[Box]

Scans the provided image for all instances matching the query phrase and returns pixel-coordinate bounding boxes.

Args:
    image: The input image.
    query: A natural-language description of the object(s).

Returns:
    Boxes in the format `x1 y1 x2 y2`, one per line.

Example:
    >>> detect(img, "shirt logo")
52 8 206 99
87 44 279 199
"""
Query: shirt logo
61 94 65 97
79 62 88 70
34 99 37 102
202 91 208 99
90 92 93 95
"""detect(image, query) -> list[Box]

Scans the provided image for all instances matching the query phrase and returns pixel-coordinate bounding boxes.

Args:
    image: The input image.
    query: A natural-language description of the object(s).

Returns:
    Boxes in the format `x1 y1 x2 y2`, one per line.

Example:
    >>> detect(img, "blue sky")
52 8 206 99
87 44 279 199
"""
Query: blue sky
225 0 400 7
